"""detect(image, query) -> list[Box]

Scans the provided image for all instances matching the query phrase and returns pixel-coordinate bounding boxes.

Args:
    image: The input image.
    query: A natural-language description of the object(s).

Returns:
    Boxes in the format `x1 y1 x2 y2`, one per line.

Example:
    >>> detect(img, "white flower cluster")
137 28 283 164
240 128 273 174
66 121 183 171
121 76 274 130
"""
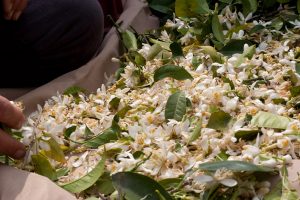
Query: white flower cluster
17 10 300 199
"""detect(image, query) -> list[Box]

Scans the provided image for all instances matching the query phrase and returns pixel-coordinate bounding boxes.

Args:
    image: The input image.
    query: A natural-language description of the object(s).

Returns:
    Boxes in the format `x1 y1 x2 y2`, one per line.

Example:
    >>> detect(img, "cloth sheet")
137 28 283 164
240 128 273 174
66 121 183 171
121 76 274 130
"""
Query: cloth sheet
0 0 159 199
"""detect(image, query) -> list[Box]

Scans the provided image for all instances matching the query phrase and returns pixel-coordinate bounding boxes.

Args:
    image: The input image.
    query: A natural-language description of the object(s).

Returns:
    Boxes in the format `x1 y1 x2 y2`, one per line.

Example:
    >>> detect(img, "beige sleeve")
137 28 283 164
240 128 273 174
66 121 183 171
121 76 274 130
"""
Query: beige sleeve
0 165 76 200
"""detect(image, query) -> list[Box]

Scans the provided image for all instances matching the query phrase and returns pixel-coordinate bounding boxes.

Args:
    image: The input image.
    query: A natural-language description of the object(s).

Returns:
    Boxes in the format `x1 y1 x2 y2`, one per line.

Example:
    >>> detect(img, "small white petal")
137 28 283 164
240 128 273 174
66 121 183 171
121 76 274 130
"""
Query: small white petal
219 179 238 187
194 175 214 183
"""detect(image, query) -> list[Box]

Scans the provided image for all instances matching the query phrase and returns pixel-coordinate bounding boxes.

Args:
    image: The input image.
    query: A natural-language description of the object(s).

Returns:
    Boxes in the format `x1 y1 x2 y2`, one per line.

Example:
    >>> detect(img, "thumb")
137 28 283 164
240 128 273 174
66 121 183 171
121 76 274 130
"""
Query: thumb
0 129 26 159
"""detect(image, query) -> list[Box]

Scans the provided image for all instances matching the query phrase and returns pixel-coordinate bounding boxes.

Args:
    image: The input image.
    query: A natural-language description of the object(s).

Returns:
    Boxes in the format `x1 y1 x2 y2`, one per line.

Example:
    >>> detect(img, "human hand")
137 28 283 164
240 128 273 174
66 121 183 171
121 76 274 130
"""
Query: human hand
2 0 28 21
0 96 25 159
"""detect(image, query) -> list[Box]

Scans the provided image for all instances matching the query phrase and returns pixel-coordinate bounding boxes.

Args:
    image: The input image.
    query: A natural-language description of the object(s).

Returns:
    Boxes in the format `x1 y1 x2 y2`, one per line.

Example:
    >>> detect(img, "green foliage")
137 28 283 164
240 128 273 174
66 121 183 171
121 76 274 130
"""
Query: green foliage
147 44 163 61
234 129 260 141
290 85 300 97
61 157 106 193
207 110 232 131
241 0 258 16
251 111 292 129
42 135 66 163
112 172 173 200
31 154 57 181
188 118 202 144
165 91 187 121
122 30 138 51
220 40 253 56
109 97 121 110
170 42 184 57
201 46 223 63
154 65 193 82
64 126 77 139
175 0 210 18
199 160 274 172
212 14 225 44
84 119 120 148
63 86 86 96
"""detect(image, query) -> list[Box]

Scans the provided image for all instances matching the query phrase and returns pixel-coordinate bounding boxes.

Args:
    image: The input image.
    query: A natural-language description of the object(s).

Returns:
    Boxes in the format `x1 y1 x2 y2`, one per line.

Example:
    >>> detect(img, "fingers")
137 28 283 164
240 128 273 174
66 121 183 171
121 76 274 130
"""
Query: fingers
0 128 26 159
0 96 25 129
11 0 28 20
2 0 13 20
2 0 28 21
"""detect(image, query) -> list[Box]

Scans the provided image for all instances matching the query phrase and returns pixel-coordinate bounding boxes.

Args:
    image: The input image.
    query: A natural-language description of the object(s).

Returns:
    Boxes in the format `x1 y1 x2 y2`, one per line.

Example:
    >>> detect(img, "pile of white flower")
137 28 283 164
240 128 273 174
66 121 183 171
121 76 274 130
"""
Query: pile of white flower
13 2 300 199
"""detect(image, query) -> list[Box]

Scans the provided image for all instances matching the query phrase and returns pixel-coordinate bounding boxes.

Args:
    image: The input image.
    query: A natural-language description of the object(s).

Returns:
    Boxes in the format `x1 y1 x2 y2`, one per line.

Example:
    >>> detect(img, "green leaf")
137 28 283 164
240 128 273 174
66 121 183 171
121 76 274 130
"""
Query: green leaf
84 126 95 139
234 45 256 67
43 136 66 163
148 0 175 13
64 126 77 138
149 4 173 14
147 44 163 61
234 129 259 141
175 0 210 17
63 86 86 96
188 118 202 144
270 17 284 31
249 25 265 35
31 154 57 181
159 178 182 190
263 0 277 8
202 184 220 200
207 110 232 131
201 46 223 63
219 0 233 3
170 42 184 57
264 181 282 200
241 0 258 16
216 151 229 161
212 14 225 44
243 44 256 59
287 70 298 86
149 38 171 50
290 86 300 97
186 98 192 107
277 0 290 3
109 97 121 110
165 91 187 122
198 160 274 172
112 172 173 200
95 172 115 195
129 51 146 66
296 63 300 75
242 77 266 85
154 65 193 82
220 40 253 56
298 0 300 14
84 126 120 148
251 111 292 129
61 157 106 193
222 77 235 90
117 105 132 118
272 98 287 105
56 168 69 178
122 30 138 51
192 56 201 70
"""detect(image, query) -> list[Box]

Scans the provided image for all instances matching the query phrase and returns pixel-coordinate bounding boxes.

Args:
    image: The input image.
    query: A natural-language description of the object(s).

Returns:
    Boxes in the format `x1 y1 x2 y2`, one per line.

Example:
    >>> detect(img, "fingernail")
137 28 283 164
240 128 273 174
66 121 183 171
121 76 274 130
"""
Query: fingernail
14 149 26 159
17 120 24 129
13 11 21 21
